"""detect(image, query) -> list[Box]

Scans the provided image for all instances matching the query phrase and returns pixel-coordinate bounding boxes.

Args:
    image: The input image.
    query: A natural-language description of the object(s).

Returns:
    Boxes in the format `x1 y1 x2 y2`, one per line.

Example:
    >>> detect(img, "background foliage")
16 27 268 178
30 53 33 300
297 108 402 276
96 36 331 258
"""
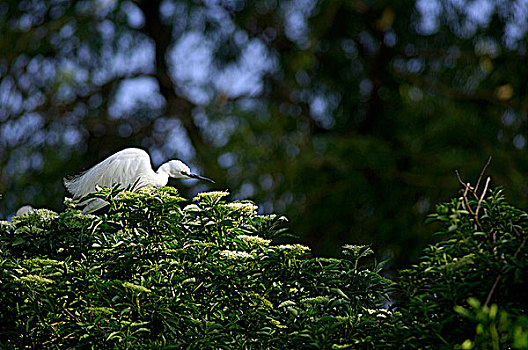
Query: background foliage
2 0 528 269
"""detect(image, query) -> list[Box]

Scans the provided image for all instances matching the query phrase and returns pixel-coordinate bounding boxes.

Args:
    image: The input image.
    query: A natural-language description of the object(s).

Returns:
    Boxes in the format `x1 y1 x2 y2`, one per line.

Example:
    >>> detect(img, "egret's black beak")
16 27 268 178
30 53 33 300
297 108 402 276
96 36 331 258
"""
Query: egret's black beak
188 173 215 184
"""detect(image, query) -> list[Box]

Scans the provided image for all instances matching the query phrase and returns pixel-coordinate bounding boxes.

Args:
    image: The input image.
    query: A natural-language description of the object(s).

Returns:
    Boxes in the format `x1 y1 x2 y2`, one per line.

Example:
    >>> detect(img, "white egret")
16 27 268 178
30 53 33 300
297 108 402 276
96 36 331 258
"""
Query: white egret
64 148 214 213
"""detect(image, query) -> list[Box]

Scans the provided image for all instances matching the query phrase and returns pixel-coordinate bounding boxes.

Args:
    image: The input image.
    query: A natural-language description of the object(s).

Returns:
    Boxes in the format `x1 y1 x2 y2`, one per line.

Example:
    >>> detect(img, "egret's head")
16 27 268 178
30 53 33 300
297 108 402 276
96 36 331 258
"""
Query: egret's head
165 160 191 178
163 160 215 183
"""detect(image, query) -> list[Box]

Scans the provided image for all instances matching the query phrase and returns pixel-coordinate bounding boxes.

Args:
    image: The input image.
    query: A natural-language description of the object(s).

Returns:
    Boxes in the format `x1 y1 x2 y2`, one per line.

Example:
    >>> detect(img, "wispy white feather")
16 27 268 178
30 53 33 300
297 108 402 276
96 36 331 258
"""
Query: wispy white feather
64 148 214 213
64 149 154 197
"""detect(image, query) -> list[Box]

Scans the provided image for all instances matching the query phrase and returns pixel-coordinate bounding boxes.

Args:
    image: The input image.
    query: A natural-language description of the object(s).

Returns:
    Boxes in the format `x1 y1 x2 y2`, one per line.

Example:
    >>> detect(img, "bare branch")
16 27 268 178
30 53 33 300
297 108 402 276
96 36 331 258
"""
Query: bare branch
483 272 502 307
474 156 492 198
475 177 491 218
455 170 466 188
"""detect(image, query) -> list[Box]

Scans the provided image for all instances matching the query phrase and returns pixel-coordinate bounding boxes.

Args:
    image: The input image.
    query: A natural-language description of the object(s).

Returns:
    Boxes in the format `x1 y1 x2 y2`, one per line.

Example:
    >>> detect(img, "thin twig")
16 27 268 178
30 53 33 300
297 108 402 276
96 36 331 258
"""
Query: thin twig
475 177 490 218
62 306 81 322
484 272 501 307
460 181 469 211
455 170 466 189
463 183 476 218
473 156 492 199
514 235 527 258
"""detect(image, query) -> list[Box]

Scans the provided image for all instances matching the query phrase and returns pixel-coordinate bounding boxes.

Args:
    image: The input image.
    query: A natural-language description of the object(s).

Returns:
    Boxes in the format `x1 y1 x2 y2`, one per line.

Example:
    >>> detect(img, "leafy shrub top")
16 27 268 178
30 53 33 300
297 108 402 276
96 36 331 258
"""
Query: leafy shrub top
0 187 390 349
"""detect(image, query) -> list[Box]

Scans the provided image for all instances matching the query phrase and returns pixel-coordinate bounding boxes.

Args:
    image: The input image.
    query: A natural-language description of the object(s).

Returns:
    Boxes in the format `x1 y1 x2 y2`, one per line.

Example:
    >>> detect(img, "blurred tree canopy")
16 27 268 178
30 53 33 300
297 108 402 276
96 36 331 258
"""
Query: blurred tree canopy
1 0 528 268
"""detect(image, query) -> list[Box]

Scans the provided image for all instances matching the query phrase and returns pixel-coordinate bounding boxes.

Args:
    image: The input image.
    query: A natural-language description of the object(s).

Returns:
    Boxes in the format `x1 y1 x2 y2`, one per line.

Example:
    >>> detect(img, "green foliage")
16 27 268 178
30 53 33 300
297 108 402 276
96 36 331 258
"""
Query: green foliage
2 182 527 349
392 186 528 349
455 298 528 350
0 187 391 349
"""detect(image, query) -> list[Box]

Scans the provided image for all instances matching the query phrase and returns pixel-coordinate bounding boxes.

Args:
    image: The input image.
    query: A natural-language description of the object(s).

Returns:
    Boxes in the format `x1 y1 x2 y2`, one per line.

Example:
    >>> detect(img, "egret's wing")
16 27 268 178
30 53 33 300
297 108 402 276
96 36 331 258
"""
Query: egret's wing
64 148 152 198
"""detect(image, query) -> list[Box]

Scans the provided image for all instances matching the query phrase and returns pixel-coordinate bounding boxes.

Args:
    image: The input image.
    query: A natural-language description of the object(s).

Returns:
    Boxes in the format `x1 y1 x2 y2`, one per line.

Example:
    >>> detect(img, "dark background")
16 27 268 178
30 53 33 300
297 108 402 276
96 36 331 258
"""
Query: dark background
2 0 528 270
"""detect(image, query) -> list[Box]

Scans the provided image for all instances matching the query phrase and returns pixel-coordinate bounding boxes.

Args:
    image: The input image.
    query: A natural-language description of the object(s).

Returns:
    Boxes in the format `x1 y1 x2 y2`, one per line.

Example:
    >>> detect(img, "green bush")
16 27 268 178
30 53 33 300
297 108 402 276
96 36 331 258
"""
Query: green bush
1 182 527 349
392 186 528 349
0 187 391 349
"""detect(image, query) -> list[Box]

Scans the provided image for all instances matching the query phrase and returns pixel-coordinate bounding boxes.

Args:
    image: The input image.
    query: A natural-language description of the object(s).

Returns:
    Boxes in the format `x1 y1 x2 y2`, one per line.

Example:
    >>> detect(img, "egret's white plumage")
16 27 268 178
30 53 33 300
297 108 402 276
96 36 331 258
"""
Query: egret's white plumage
64 148 214 213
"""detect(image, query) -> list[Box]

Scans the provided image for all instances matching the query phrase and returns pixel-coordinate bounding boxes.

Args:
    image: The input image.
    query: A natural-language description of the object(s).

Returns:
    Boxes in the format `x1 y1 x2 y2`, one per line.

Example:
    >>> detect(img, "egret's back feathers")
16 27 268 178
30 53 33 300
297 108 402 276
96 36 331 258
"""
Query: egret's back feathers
63 148 162 199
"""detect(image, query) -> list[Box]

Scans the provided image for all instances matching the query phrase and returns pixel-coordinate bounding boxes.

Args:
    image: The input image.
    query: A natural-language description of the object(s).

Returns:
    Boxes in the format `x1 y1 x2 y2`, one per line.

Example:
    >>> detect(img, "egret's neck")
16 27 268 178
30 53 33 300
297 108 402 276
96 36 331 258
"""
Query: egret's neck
154 163 171 187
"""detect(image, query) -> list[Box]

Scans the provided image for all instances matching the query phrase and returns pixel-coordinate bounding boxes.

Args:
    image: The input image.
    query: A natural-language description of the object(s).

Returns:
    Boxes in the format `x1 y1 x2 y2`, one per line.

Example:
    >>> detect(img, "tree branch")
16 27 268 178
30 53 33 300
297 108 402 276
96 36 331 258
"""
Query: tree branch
137 0 208 156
